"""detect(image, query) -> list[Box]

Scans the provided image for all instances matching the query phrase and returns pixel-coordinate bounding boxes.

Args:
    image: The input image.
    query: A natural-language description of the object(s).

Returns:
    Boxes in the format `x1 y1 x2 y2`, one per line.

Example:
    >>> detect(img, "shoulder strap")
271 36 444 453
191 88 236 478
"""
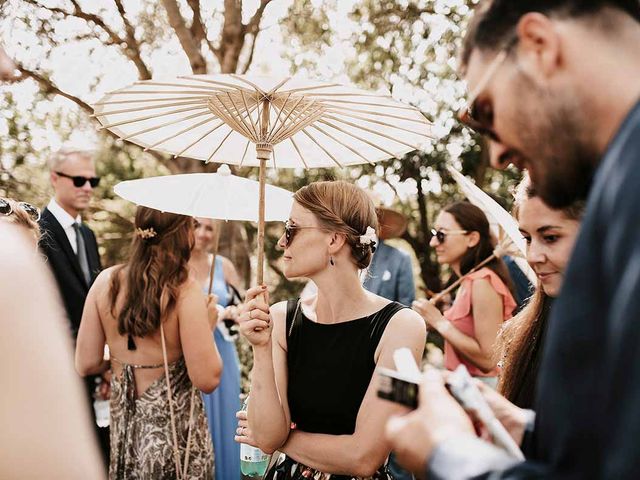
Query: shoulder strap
369 302 408 355
160 323 196 480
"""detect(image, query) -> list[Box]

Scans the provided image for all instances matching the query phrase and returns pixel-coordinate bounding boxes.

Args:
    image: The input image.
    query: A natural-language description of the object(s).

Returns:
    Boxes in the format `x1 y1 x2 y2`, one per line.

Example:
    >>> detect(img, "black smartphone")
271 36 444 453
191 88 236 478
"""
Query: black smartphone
377 368 418 409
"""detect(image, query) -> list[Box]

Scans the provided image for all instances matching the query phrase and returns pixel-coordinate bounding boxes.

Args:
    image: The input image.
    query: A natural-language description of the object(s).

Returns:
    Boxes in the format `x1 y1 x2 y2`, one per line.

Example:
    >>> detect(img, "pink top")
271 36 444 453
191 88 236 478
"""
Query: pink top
443 267 516 377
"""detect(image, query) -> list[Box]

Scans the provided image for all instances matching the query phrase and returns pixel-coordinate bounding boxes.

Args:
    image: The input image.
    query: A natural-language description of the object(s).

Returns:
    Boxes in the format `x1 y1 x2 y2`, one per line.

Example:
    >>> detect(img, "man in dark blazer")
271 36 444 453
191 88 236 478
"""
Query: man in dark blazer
38 148 108 466
386 2 640 478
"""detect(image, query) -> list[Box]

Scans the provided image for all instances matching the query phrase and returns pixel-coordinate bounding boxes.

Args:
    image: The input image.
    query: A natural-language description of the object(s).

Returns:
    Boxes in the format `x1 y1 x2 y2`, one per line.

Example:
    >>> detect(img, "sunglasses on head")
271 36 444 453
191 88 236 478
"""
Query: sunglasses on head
55 171 101 188
431 228 468 244
0 198 41 222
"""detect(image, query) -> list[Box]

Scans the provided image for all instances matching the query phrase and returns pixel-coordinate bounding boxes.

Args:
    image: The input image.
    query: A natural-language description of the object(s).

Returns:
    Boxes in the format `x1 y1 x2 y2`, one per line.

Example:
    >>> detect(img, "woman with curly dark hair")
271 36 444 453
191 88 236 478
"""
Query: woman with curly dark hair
76 206 222 479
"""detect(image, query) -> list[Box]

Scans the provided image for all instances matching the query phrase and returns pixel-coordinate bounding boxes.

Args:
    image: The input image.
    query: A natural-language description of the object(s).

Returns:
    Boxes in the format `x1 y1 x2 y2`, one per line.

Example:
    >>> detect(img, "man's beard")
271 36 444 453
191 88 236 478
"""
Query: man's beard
514 87 600 208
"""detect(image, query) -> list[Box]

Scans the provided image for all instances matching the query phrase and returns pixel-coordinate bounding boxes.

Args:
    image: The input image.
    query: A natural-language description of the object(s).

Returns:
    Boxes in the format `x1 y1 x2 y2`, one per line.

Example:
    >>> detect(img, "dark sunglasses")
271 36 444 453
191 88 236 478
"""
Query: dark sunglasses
457 41 516 141
0 198 41 222
55 171 101 188
431 228 468 244
283 220 328 248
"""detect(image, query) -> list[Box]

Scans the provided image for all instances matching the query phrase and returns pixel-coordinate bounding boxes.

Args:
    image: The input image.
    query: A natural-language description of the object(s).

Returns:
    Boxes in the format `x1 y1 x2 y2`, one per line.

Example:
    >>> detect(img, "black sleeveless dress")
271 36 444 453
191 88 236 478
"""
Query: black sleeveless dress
265 299 406 480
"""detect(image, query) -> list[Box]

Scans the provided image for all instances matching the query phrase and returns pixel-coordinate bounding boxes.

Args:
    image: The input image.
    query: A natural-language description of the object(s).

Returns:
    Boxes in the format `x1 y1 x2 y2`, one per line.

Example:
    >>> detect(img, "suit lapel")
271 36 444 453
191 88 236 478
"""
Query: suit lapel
41 208 87 287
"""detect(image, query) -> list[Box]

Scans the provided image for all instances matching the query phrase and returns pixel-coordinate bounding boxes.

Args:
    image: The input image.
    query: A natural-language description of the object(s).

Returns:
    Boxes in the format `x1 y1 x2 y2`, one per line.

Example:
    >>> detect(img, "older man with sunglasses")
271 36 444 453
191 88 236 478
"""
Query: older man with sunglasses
386 1 640 479
39 148 109 468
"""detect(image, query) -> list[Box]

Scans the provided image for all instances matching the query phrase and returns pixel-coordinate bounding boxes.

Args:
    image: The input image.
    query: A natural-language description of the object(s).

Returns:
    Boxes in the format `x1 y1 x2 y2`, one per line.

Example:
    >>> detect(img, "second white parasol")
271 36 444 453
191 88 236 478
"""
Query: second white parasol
114 164 293 293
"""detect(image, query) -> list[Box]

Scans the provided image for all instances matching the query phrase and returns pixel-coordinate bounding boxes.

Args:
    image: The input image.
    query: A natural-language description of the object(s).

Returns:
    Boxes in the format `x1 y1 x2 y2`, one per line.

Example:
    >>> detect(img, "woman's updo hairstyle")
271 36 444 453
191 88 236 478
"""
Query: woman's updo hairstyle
293 181 378 269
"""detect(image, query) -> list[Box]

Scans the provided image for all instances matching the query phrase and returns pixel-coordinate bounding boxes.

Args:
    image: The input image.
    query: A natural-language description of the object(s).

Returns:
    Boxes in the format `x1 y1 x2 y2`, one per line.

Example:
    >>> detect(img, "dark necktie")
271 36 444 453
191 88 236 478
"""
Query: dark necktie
73 222 91 284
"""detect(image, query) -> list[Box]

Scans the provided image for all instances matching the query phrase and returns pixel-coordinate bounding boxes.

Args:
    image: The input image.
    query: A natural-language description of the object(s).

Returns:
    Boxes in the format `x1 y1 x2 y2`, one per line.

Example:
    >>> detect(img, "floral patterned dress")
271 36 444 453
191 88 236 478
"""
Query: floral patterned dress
109 357 214 479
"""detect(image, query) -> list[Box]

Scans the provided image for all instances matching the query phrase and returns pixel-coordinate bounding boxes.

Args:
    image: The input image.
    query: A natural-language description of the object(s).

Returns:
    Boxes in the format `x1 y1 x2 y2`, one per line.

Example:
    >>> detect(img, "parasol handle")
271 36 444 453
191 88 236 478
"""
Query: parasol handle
207 220 222 295
429 236 515 305
429 252 497 305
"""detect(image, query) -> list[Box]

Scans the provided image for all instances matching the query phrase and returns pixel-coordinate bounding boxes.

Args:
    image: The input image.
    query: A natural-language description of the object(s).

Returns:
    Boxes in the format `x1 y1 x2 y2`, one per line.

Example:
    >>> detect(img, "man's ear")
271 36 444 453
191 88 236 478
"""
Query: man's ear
466 231 481 248
516 12 563 80
50 171 57 188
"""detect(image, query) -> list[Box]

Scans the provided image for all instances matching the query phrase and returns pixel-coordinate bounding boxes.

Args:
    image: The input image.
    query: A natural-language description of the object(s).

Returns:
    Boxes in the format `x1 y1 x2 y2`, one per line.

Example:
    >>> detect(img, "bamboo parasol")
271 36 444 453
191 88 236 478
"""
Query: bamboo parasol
94 75 432 284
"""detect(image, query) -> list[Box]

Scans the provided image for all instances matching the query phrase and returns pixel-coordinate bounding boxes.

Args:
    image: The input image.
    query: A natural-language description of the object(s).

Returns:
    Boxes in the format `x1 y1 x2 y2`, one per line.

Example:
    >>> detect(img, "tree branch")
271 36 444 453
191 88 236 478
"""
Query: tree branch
24 0 152 80
240 29 259 74
113 0 152 79
161 0 207 73
186 0 205 43
16 65 93 113
14 64 182 175
185 0 219 61
244 0 272 35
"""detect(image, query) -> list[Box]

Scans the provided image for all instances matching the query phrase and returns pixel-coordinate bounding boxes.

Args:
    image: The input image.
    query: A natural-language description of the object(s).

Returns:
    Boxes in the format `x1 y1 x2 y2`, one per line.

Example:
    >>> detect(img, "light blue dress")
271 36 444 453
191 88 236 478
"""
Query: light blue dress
202 255 242 480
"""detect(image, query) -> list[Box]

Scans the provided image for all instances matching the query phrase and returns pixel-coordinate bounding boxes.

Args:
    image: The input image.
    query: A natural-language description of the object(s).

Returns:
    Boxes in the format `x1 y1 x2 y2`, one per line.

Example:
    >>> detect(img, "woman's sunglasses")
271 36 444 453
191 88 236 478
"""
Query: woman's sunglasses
283 220 328 248
431 228 468 244
0 198 41 222
55 171 101 188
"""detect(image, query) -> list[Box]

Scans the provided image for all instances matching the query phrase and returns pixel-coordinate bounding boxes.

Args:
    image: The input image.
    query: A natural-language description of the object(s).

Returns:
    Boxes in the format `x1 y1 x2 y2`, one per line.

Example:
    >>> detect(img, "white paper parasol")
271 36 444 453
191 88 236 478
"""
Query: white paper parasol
113 165 292 222
447 166 536 284
114 164 293 293
94 74 432 283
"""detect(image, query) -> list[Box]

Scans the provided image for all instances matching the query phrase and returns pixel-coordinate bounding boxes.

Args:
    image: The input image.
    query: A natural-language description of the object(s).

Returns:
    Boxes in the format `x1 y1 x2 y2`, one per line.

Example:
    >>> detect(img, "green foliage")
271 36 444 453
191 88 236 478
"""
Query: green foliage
280 0 522 292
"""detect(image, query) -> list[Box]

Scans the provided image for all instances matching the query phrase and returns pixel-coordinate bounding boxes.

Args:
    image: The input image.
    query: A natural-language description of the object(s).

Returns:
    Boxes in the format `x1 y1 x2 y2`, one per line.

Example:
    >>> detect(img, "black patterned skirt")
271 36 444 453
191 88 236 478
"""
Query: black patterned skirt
264 453 393 480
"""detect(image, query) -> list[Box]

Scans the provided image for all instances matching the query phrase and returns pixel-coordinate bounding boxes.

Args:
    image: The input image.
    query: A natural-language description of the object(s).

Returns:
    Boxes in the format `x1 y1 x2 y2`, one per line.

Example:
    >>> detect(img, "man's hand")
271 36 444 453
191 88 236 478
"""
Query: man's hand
385 368 475 475
474 380 531 445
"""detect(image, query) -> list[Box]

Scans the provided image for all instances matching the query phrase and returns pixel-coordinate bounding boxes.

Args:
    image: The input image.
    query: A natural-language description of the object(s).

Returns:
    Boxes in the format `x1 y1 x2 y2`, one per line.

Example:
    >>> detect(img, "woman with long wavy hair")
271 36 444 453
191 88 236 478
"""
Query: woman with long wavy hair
413 202 517 387
498 177 584 408
76 207 222 479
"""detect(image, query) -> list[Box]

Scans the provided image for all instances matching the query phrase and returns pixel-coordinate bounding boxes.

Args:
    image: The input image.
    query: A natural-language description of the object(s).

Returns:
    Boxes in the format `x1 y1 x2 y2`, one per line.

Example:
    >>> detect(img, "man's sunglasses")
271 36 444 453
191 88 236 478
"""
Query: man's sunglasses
55 171 101 188
0 198 41 222
431 228 468 244
457 40 516 141
283 220 328 248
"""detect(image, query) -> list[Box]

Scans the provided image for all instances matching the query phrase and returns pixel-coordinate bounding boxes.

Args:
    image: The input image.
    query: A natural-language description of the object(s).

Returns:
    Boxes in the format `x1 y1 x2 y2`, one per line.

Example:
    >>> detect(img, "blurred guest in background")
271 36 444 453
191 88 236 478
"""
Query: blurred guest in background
0 223 105 479
413 202 516 387
0 197 41 243
364 206 416 307
189 217 243 480
38 148 109 462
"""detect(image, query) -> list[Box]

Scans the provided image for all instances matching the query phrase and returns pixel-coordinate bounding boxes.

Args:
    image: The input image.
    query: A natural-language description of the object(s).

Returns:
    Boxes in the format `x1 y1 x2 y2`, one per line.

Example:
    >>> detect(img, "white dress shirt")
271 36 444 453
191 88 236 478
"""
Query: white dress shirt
47 198 82 254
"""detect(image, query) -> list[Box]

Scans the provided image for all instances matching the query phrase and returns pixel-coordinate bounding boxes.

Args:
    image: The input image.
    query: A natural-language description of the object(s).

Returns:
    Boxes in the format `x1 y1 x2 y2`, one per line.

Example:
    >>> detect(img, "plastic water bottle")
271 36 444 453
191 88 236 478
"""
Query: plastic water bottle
240 396 270 476
93 377 110 428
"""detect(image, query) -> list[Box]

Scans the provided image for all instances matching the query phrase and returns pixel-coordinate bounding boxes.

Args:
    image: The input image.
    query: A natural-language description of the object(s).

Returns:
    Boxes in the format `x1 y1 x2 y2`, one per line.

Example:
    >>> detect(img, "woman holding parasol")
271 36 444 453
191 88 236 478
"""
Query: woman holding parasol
236 181 426 479
412 202 516 387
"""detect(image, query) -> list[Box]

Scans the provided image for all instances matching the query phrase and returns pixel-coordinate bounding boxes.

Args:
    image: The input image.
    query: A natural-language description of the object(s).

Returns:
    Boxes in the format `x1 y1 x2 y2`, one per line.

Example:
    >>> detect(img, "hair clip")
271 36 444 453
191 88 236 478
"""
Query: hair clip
135 227 157 239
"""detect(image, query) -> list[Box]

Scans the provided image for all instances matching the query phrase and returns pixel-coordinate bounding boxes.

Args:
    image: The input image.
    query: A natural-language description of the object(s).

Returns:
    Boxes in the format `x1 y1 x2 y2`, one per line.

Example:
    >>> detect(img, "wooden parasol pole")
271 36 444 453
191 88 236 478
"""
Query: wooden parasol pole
206 219 222 295
255 98 272 286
